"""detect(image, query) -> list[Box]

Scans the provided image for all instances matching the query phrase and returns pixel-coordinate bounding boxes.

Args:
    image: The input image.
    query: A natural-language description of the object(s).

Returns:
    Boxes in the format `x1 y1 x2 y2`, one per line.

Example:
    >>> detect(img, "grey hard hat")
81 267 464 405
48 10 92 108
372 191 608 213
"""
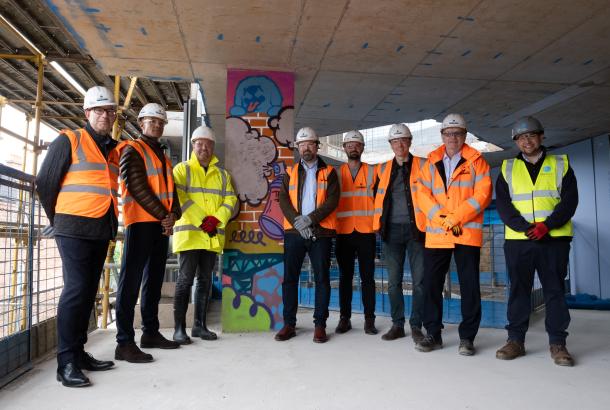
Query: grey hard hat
512 116 544 140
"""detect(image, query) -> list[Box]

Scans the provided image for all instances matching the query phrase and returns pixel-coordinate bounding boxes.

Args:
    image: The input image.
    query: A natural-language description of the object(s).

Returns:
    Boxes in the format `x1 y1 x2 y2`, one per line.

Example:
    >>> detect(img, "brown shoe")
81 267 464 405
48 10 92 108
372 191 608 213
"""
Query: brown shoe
496 340 525 360
274 325 296 341
115 342 153 363
313 326 329 343
335 318 352 334
364 318 378 335
381 325 405 341
550 344 574 367
140 332 180 349
411 327 425 344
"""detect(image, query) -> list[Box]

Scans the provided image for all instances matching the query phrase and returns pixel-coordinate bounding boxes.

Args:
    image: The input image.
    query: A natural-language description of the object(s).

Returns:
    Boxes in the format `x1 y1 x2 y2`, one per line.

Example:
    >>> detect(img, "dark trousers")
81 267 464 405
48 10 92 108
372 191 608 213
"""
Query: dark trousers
423 245 481 341
175 249 216 300
282 233 332 327
55 235 109 366
383 223 425 328
116 222 169 344
336 232 376 320
504 240 571 345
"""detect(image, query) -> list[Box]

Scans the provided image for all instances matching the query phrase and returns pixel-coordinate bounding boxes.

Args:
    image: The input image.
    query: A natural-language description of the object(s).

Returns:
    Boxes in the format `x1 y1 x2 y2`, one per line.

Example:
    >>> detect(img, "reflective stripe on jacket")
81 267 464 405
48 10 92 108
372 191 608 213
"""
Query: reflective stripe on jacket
118 139 175 227
172 153 237 253
336 163 376 234
55 128 119 218
416 144 492 248
502 154 572 239
373 156 426 233
283 164 337 231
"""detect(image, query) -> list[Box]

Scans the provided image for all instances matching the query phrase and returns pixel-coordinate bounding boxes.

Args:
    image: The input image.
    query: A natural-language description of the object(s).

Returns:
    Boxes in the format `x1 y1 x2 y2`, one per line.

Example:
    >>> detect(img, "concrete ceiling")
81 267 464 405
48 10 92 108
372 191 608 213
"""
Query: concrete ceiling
43 0 610 161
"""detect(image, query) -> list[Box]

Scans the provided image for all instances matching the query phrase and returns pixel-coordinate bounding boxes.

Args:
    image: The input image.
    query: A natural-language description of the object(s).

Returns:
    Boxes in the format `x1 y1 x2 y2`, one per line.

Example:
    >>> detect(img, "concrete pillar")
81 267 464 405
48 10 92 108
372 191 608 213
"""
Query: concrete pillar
222 69 295 332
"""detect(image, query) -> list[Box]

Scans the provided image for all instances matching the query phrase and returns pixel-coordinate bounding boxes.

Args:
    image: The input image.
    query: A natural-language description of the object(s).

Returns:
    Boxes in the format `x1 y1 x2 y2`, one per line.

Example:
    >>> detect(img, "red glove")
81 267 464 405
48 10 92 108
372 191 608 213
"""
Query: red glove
200 216 220 233
526 222 549 240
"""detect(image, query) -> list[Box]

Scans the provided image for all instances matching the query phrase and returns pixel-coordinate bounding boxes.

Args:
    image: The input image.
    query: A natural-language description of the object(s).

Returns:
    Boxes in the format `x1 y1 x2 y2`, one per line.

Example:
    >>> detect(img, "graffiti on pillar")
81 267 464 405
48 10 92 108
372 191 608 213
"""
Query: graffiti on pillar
223 69 294 332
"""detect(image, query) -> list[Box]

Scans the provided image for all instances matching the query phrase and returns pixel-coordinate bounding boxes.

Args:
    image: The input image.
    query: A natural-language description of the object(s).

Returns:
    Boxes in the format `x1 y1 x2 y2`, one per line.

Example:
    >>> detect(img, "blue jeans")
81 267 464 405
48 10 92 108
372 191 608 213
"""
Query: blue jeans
282 233 332 327
382 223 425 328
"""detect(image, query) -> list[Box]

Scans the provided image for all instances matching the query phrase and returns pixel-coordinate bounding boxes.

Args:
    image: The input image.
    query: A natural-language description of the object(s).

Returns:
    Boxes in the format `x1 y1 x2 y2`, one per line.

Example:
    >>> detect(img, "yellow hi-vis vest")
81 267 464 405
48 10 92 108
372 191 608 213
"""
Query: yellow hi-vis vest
501 154 573 239
172 153 237 253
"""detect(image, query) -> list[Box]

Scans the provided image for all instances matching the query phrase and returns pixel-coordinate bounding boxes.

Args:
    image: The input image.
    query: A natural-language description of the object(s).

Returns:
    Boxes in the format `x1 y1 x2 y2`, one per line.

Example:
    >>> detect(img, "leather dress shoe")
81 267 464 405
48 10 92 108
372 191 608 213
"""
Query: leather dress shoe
77 352 114 371
140 332 180 349
115 342 154 363
274 325 296 341
56 363 91 387
313 326 329 343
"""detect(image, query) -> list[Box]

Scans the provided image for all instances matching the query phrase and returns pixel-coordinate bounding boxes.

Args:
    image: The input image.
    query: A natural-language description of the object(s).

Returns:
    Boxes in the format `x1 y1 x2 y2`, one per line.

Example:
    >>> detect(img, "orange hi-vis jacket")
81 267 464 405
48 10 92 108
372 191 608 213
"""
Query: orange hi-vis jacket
373 156 426 232
55 128 119 218
118 139 175 227
336 163 377 234
283 164 337 231
416 144 492 248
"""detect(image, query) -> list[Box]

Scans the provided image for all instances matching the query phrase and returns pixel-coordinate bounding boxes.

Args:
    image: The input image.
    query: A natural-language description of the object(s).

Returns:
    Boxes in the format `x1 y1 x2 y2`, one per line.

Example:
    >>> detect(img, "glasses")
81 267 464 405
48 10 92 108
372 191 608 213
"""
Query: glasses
515 132 540 141
91 107 117 116
442 131 466 138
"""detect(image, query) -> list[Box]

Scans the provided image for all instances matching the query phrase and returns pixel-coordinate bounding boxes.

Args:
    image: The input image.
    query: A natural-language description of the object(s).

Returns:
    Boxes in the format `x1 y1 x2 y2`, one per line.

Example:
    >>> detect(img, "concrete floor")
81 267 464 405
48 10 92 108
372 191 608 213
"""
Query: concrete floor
1 309 609 410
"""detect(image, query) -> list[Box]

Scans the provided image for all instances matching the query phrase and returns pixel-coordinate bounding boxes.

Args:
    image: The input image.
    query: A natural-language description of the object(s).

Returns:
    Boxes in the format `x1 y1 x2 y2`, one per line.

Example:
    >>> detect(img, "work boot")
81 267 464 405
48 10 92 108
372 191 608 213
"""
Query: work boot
140 332 180 349
415 334 443 352
115 342 153 363
458 339 475 356
191 276 217 340
274 325 296 341
550 344 575 367
381 325 405 341
335 317 352 334
364 318 378 335
172 287 192 345
313 326 329 343
411 327 425 344
496 340 525 360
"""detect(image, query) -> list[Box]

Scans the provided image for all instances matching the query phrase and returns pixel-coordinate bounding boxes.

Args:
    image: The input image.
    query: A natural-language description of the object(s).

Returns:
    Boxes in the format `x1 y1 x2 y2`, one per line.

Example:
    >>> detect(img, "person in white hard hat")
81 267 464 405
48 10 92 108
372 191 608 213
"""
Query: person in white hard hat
415 113 492 356
372 124 427 343
171 126 237 344
36 86 120 387
333 130 379 335
114 103 182 363
275 126 339 343
495 116 578 366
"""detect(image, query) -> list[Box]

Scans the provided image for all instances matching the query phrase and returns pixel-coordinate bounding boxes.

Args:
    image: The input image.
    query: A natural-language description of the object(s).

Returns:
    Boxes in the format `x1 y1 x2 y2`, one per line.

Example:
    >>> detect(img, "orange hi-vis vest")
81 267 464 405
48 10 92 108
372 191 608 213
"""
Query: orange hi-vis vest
373 156 426 232
336 163 376 234
55 128 119 218
416 144 492 249
118 139 175 227
283 163 337 231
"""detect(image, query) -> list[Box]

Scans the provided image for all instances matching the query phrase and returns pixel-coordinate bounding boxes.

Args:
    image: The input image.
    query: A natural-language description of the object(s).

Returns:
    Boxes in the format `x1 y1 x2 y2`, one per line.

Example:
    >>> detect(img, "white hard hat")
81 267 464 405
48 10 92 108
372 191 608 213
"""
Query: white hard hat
295 127 318 144
138 103 167 124
512 116 544 140
343 130 365 145
191 125 216 143
83 86 116 110
441 113 467 132
388 123 412 141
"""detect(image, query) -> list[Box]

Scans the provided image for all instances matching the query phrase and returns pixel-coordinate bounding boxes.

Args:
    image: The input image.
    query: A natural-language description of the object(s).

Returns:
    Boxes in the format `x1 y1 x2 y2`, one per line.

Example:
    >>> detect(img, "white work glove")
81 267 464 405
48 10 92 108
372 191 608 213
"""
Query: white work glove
298 226 313 240
293 214 313 231
42 225 55 238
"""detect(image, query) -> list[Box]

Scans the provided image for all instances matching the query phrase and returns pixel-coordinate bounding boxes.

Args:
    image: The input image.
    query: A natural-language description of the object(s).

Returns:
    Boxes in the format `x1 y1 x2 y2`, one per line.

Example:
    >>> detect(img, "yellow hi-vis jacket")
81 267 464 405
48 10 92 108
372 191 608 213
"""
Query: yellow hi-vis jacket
501 154 573 239
172 153 237 253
